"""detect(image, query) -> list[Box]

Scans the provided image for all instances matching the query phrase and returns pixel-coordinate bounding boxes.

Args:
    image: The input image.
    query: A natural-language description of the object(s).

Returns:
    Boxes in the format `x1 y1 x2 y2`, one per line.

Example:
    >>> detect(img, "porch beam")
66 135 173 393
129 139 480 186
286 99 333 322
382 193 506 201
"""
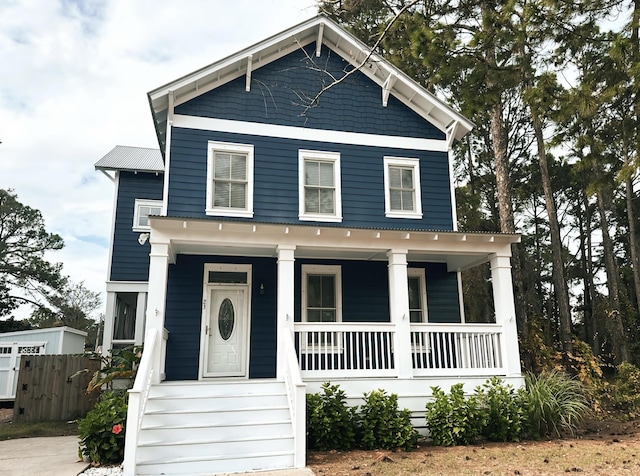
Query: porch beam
146 239 170 384
489 254 521 377
387 249 413 378
276 244 296 380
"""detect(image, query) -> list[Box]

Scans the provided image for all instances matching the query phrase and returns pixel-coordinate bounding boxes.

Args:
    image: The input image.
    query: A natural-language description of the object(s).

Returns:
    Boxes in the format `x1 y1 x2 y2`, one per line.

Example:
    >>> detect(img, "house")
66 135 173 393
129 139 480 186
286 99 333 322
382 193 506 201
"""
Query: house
0 326 87 400
95 15 522 476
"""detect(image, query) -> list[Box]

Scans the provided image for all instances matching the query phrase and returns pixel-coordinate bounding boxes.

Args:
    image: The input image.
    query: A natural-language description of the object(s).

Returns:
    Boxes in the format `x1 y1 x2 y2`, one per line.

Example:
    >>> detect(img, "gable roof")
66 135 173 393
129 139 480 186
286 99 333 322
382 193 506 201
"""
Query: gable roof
95 145 164 173
148 14 473 157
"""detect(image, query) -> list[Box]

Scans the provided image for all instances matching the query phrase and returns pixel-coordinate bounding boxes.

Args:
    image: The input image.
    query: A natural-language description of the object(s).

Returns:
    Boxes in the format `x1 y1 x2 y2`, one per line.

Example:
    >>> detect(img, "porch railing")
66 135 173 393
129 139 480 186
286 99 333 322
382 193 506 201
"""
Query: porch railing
281 328 306 469
294 322 505 379
410 323 504 376
295 323 396 378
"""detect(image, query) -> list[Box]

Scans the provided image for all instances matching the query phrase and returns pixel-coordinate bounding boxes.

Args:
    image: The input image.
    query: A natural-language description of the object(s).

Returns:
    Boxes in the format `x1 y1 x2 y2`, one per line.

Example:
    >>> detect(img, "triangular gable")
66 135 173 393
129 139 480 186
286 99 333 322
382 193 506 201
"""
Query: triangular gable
148 14 473 157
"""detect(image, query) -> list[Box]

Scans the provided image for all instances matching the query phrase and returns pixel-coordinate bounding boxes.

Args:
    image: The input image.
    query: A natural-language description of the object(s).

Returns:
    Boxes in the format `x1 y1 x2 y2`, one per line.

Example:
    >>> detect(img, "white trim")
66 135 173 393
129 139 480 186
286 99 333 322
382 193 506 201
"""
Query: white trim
457 271 466 323
105 281 149 292
448 147 459 231
407 267 428 323
106 171 120 281
383 156 423 219
205 141 254 218
162 91 173 216
200 263 252 379
133 199 163 232
173 115 449 152
298 149 342 222
301 264 342 323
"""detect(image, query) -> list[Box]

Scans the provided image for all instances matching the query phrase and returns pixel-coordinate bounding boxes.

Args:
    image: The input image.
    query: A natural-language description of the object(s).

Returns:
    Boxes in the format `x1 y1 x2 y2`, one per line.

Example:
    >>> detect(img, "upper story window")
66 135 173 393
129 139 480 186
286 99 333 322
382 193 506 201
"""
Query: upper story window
408 268 428 323
133 199 163 231
383 157 423 219
301 265 342 323
299 150 342 222
206 141 254 218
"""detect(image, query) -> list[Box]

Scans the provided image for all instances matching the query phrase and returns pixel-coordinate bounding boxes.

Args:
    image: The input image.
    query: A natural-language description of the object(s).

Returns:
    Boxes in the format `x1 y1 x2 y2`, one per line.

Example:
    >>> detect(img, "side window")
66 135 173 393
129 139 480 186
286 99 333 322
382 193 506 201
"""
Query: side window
301 265 342 323
383 157 423 219
298 150 342 222
206 141 254 217
133 199 162 231
408 268 428 323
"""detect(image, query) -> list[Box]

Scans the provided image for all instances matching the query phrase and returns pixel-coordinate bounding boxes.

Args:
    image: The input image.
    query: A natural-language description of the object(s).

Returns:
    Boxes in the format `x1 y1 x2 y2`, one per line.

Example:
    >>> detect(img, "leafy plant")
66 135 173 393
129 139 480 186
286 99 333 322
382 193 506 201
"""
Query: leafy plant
74 345 142 393
425 384 484 446
306 382 357 450
521 370 590 438
78 391 128 464
359 389 418 451
475 377 525 442
604 362 640 419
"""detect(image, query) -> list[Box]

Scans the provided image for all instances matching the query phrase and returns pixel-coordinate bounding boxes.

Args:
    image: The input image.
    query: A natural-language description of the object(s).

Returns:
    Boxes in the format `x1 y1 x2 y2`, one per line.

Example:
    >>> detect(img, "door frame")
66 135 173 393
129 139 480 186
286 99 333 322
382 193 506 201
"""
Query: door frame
199 263 252 379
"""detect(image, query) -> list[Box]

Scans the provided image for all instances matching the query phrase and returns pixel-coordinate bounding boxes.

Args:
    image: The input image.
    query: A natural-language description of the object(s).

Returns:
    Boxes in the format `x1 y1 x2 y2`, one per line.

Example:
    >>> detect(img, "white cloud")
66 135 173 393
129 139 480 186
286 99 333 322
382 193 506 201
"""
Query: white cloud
0 0 316 320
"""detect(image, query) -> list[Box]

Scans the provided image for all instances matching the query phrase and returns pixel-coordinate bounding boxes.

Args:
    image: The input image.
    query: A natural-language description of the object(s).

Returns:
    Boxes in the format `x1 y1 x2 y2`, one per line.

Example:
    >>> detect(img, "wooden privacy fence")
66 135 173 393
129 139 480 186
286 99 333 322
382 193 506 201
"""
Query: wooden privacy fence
13 354 100 422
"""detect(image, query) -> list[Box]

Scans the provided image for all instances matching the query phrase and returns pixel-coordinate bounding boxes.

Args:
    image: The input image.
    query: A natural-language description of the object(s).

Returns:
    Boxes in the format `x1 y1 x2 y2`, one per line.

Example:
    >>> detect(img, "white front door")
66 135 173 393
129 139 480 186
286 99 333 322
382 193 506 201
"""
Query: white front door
202 285 249 377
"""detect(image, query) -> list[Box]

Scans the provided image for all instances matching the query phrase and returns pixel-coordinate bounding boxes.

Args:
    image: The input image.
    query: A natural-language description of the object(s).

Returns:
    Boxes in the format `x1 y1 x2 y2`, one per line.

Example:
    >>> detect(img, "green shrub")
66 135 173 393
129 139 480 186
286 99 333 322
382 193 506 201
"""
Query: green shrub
358 389 418 451
605 362 640 419
521 370 589 438
306 382 357 450
425 384 484 446
475 377 525 442
78 391 128 464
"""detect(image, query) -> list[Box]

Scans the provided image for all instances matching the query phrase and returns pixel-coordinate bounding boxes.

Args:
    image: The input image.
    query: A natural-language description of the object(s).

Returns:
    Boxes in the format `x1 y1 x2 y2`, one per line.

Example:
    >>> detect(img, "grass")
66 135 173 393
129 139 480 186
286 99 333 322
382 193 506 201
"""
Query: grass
0 420 78 441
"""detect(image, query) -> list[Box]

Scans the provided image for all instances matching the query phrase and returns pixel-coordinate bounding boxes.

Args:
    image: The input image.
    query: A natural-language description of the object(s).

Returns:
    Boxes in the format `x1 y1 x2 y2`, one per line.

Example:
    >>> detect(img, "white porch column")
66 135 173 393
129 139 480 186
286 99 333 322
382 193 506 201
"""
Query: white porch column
102 292 116 355
146 239 170 384
276 244 296 380
490 253 522 377
387 249 413 378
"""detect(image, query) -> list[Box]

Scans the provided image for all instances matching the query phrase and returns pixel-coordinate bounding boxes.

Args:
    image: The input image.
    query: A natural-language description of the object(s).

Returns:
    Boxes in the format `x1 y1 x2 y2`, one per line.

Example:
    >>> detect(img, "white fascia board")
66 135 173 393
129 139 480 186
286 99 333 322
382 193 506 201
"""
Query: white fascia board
173 115 449 152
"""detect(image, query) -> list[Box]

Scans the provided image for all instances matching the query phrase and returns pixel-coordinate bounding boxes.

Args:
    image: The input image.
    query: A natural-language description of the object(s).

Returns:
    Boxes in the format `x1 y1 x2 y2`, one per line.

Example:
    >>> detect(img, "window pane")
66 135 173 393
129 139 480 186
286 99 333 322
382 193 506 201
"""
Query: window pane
410 310 423 323
408 277 421 309
307 275 322 307
321 310 336 322
390 190 402 210
113 292 137 341
229 183 246 208
319 275 335 307
389 167 402 188
318 162 334 187
307 310 322 322
208 271 247 284
305 161 319 186
230 154 246 180
305 189 320 213
402 190 414 211
215 153 231 179
214 182 230 207
401 168 414 188
319 189 334 214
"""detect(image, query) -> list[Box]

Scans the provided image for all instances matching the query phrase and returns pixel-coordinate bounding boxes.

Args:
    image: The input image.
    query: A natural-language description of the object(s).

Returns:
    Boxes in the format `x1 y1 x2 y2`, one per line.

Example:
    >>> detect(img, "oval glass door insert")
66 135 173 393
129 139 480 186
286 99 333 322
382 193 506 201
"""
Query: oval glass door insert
218 298 235 340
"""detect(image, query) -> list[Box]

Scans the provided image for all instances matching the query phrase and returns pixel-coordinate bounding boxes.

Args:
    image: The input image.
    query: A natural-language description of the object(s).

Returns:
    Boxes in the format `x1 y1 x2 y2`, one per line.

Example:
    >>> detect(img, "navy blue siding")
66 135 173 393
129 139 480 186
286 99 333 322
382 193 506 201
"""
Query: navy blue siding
422 262 461 323
110 172 163 281
164 255 277 381
176 43 444 141
168 127 454 230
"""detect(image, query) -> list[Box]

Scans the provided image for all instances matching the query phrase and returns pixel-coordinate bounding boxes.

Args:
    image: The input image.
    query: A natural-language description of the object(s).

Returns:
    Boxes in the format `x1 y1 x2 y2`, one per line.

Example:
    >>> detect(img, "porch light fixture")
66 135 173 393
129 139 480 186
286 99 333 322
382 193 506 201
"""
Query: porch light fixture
138 233 150 245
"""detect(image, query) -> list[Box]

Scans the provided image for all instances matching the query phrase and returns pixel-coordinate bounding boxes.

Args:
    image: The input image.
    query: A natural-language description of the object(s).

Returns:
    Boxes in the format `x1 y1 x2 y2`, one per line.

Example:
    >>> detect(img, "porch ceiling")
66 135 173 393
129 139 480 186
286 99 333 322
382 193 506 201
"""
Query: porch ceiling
149 217 520 272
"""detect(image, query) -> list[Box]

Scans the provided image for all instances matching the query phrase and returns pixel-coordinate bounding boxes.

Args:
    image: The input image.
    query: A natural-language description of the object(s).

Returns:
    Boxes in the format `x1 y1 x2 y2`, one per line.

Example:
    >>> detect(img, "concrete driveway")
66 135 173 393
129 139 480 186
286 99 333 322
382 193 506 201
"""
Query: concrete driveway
0 435 88 476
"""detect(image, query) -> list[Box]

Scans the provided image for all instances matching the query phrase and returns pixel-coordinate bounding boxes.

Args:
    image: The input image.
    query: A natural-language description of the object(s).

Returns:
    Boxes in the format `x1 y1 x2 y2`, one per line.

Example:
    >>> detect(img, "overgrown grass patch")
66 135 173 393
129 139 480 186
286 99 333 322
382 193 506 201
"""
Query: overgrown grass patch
0 419 78 440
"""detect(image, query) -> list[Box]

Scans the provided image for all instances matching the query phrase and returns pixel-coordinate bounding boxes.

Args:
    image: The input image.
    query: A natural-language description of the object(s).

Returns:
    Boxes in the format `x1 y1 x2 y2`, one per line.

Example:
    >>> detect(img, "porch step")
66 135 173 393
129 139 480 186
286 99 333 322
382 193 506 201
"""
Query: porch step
135 380 295 475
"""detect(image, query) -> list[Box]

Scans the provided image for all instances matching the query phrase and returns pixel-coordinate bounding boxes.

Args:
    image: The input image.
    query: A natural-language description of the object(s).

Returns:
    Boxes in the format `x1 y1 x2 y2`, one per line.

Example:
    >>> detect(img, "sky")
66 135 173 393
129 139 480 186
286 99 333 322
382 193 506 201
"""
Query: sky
0 0 317 320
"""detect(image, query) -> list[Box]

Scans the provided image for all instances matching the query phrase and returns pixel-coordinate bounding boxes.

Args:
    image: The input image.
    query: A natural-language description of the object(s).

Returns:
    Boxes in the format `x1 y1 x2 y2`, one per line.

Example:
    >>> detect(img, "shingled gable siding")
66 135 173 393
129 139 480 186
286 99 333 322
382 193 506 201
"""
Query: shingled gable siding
163 254 277 381
168 128 454 230
110 171 163 281
175 43 445 140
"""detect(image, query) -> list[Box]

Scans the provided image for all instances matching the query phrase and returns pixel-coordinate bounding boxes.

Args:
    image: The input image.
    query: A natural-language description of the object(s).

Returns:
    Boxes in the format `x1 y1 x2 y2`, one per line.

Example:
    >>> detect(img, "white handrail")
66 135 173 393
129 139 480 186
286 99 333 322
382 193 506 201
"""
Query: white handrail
281 328 306 469
122 327 159 476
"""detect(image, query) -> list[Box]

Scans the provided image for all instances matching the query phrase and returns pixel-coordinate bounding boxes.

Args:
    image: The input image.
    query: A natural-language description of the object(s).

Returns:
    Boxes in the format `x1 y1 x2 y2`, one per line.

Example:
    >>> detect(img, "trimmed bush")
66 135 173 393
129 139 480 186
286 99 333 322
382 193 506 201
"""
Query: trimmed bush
358 389 418 451
521 370 589 438
425 384 484 446
475 377 525 442
306 382 357 450
78 391 128 464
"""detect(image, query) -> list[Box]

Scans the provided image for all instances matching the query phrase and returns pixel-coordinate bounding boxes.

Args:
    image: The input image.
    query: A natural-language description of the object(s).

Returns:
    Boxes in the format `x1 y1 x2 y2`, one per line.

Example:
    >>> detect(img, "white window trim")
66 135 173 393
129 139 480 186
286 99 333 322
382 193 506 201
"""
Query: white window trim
408 267 428 323
383 156 423 219
301 264 342 323
298 149 342 223
132 199 163 232
206 141 254 218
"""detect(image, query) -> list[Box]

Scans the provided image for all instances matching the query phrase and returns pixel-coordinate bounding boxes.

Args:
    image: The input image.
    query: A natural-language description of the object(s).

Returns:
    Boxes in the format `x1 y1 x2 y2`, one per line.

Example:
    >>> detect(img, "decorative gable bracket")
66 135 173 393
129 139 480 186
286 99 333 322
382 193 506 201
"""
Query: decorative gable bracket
382 73 397 107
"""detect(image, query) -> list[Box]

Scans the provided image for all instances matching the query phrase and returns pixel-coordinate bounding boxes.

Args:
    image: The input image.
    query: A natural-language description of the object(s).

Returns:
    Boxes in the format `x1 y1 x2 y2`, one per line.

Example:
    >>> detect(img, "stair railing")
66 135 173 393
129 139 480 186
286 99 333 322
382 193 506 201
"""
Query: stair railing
122 327 158 476
281 328 306 468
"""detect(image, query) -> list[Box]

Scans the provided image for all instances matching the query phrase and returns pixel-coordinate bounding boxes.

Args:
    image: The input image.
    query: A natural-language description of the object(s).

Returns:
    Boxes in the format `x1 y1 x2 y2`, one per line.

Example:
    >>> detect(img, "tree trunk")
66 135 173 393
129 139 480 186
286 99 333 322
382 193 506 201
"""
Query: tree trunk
531 111 574 355
623 146 640 317
595 187 629 363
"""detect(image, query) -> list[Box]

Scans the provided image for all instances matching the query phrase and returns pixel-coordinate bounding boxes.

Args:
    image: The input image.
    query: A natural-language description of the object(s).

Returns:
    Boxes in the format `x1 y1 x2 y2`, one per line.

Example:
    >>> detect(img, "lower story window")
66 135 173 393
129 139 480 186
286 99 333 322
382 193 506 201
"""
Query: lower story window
302 265 342 347
408 268 428 323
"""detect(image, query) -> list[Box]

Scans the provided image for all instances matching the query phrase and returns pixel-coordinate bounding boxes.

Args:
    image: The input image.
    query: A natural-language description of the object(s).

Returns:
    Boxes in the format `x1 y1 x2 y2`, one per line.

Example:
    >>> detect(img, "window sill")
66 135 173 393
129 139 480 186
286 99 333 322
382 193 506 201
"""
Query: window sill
385 211 423 219
206 209 254 218
298 214 343 223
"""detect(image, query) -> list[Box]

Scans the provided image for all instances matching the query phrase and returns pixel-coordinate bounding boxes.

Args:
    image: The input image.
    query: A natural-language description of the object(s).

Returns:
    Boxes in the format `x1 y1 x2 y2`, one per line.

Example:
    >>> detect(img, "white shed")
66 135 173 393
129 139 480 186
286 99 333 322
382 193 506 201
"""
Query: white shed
0 327 87 401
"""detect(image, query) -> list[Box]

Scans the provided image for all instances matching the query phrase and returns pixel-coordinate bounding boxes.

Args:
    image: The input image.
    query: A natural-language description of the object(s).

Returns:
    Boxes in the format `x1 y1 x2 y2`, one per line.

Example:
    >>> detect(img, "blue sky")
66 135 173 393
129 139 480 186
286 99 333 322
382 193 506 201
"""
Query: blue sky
0 0 316 319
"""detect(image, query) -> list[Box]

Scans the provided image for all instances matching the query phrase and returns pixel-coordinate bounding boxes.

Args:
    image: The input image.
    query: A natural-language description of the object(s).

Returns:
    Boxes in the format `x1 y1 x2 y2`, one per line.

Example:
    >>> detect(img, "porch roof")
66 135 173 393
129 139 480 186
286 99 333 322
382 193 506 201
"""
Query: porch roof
148 216 520 272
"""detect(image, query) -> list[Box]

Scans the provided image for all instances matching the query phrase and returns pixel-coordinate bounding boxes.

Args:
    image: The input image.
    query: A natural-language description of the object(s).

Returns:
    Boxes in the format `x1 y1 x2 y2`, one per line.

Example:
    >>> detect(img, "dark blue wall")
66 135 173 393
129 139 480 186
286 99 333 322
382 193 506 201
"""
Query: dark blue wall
422 262 461 323
164 255 277 381
176 43 445 141
168 127 454 230
110 171 163 281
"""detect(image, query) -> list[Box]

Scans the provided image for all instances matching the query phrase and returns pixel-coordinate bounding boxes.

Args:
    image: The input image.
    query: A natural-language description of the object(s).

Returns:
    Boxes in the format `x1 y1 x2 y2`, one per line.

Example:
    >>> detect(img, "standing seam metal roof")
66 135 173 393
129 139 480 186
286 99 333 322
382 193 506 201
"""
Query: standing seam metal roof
94 145 164 172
